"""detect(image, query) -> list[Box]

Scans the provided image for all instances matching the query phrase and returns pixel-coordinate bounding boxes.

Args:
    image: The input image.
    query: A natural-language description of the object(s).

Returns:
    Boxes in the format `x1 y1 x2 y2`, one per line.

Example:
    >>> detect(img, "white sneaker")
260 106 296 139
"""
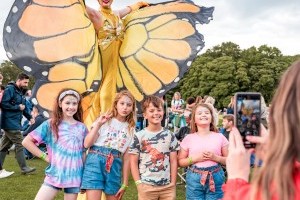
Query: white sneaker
0 169 14 179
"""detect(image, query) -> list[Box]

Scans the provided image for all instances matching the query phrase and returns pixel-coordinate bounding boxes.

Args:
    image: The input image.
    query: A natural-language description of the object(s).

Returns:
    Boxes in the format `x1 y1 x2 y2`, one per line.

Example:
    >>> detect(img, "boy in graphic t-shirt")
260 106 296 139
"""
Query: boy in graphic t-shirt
129 95 180 200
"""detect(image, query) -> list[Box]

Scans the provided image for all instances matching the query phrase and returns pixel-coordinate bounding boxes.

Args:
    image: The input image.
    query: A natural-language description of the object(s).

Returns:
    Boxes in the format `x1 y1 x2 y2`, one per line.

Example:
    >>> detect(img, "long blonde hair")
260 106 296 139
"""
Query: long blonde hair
251 60 300 200
110 90 136 134
190 103 218 133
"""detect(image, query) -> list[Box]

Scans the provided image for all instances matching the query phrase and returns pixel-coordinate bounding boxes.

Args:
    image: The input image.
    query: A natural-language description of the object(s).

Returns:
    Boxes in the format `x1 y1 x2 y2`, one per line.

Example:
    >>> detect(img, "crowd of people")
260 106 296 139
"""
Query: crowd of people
0 60 299 200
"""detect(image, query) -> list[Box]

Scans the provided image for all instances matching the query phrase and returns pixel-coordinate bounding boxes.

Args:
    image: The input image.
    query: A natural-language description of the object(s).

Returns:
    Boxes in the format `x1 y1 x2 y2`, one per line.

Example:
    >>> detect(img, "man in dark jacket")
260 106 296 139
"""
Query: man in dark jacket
0 73 36 174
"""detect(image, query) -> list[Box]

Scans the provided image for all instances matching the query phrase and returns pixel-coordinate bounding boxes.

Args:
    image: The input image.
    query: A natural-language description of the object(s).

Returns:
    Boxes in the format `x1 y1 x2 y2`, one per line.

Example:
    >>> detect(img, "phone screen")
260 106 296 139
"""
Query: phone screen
235 93 261 148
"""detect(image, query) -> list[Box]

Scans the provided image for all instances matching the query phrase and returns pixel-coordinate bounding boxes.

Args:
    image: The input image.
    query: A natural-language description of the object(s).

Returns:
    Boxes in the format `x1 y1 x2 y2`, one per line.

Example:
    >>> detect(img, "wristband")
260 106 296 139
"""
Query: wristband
120 184 128 190
40 152 47 161
135 180 142 186
188 157 193 165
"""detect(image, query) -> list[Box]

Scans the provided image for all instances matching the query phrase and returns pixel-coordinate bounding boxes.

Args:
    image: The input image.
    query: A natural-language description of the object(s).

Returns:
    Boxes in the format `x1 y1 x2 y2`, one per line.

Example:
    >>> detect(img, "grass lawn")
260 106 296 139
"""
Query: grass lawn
0 152 186 200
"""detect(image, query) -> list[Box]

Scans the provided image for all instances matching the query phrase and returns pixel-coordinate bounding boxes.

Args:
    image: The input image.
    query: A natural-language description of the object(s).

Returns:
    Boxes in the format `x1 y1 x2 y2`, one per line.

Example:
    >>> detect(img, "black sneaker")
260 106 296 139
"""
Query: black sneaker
21 167 36 175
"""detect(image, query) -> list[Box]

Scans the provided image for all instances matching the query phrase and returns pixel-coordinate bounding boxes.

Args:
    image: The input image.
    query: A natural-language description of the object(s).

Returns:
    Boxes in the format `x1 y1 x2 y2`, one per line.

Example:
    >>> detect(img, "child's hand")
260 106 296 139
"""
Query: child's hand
203 151 216 161
192 152 205 163
115 188 125 200
96 112 112 126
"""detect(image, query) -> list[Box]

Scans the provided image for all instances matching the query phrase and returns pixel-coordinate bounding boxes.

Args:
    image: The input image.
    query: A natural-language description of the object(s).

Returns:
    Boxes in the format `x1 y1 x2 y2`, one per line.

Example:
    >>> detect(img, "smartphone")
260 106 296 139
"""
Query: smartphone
234 92 261 148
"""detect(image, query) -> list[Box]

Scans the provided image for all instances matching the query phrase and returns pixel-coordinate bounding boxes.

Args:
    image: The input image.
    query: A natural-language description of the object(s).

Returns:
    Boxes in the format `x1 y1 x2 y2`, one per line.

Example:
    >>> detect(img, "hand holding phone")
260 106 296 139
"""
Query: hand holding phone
234 92 261 148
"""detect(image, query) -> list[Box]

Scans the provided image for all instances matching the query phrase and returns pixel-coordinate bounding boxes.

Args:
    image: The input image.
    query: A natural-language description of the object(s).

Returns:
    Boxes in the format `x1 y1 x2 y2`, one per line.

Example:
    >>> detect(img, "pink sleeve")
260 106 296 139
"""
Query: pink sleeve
220 133 229 147
180 135 190 151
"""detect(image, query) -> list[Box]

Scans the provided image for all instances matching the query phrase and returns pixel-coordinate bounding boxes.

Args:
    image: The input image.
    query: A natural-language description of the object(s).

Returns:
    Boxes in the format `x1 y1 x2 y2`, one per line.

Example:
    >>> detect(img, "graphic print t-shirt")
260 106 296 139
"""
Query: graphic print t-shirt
93 118 132 153
129 128 179 186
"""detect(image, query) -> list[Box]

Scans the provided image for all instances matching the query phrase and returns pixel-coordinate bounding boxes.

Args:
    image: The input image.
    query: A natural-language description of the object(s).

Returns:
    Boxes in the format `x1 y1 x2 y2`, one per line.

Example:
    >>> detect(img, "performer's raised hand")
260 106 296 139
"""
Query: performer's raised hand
128 1 149 12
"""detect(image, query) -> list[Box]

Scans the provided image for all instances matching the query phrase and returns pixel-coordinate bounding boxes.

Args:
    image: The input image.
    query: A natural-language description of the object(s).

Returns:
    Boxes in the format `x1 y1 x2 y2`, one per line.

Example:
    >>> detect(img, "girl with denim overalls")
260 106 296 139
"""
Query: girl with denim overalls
178 103 229 200
81 90 136 200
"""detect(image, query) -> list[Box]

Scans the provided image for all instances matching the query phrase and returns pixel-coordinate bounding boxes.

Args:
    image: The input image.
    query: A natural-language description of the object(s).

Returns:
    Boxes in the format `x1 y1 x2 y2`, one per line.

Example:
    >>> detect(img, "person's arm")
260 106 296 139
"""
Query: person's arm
84 123 101 148
86 6 103 32
169 151 177 185
22 135 49 162
130 153 141 181
115 149 130 199
203 145 228 165
84 113 111 148
178 137 205 167
178 148 205 167
1 87 22 111
117 2 149 18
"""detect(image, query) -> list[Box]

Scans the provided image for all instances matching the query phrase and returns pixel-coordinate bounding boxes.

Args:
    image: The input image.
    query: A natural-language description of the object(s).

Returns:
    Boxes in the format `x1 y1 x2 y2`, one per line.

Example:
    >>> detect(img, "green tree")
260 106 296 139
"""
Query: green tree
0 60 35 88
168 42 297 109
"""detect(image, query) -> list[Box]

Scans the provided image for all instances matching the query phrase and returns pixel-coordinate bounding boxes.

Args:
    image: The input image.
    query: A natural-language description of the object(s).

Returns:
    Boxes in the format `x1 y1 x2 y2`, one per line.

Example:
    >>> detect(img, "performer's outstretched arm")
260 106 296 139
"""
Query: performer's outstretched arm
117 1 149 18
86 6 103 32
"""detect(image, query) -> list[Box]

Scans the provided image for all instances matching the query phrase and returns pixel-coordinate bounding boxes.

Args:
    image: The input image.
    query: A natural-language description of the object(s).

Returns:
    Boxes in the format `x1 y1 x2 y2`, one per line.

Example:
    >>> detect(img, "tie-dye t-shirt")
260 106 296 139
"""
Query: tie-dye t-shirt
29 119 88 188
129 128 180 186
93 118 132 153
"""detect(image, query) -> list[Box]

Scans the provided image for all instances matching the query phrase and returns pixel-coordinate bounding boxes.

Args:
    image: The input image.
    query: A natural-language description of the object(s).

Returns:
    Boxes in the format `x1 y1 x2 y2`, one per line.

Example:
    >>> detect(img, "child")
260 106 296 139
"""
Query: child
130 95 179 200
81 90 136 200
22 89 88 200
178 103 228 200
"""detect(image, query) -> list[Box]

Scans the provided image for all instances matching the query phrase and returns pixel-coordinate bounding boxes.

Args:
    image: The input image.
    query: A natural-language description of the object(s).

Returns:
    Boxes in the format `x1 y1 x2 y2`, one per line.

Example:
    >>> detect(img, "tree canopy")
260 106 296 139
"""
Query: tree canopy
168 42 300 108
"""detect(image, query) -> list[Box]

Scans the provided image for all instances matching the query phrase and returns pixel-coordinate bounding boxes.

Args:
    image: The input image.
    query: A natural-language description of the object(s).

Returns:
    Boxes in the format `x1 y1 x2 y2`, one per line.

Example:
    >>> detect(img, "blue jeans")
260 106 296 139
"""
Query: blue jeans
186 165 225 200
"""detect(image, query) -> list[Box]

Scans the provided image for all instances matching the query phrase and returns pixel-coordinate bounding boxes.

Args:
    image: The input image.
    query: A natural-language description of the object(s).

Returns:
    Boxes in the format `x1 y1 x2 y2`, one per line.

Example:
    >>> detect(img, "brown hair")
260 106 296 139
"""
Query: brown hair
251 60 300 200
110 90 136 133
50 88 83 140
223 114 234 125
141 95 163 113
190 103 218 133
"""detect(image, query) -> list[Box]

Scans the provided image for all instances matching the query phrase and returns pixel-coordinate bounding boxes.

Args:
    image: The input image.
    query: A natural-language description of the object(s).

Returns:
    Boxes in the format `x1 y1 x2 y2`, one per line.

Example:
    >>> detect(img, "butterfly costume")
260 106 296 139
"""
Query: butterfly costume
3 0 214 128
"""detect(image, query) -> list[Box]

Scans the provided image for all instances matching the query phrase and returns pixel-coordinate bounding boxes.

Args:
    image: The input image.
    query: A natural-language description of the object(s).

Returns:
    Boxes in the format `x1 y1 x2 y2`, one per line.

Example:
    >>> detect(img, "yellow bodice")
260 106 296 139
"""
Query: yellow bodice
97 8 124 50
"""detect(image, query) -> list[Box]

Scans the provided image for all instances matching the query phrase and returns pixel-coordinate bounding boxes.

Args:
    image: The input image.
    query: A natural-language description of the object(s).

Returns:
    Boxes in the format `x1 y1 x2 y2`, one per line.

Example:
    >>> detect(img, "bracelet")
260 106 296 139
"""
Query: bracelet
135 180 142 186
40 152 47 161
188 157 193 165
120 184 128 190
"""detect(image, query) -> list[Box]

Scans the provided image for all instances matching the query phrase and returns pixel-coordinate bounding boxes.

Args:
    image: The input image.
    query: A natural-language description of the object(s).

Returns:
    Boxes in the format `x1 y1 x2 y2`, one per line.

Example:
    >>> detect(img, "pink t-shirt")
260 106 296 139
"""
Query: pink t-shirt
180 132 229 168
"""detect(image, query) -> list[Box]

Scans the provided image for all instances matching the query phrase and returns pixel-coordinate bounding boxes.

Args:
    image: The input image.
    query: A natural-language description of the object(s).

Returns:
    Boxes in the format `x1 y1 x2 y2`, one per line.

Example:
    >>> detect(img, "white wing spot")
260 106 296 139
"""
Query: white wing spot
187 61 192 67
6 26 11 33
23 66 32 72
12 6 18 13
159 90 165 94
42 71 48 76
174 77 180 83
43 111 50 118
31 98 38 105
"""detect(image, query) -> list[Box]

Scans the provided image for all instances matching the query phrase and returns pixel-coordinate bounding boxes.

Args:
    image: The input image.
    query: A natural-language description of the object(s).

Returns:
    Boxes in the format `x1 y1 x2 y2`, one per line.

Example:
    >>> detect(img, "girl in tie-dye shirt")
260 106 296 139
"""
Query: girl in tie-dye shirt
22 89 88 200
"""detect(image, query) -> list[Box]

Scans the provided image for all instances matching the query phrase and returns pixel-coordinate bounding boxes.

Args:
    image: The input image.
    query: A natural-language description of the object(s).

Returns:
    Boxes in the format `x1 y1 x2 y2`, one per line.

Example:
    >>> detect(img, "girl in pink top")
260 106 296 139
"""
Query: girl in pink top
178 103 229 200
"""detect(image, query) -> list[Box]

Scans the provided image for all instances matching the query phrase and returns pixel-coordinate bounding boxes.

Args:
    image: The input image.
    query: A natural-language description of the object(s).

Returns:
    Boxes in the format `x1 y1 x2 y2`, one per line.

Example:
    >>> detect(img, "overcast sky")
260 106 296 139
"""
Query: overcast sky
0 0 299 62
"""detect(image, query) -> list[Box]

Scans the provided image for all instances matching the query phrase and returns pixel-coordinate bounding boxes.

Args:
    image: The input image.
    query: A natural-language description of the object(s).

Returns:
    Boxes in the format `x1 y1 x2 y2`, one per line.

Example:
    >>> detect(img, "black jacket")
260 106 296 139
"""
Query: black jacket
1 82 32 130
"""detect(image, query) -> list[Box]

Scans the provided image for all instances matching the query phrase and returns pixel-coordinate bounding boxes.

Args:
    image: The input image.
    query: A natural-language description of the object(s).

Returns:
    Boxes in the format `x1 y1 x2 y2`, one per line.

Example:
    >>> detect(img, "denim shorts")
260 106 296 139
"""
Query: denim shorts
81 146 122 195
43 182 80 194
186 165 225 200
